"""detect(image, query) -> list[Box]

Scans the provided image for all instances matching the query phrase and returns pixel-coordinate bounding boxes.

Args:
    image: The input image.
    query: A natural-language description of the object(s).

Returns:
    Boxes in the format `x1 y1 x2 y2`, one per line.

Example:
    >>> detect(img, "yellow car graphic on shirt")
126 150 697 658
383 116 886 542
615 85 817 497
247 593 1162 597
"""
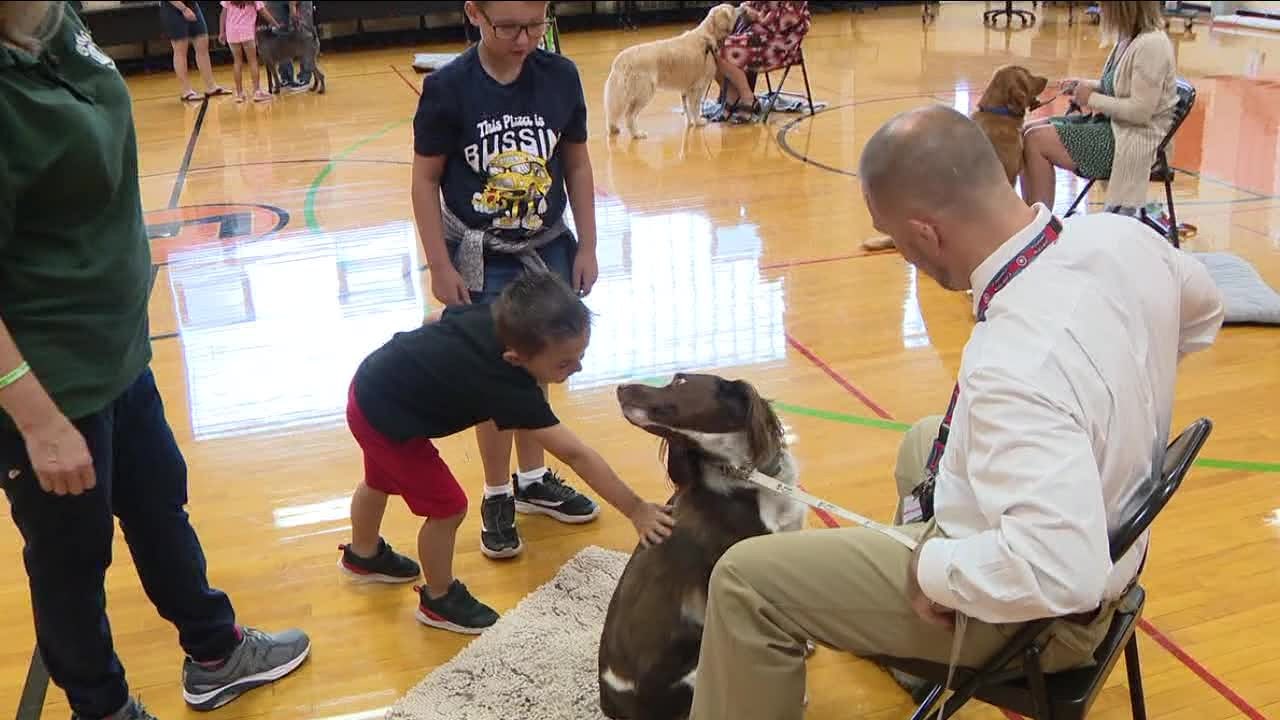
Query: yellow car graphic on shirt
472 150 552 231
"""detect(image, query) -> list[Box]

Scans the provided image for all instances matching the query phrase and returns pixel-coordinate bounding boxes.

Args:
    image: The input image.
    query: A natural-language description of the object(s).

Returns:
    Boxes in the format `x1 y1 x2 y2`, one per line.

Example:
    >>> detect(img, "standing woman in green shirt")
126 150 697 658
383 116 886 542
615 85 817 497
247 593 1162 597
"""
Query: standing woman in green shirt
0 4 310 719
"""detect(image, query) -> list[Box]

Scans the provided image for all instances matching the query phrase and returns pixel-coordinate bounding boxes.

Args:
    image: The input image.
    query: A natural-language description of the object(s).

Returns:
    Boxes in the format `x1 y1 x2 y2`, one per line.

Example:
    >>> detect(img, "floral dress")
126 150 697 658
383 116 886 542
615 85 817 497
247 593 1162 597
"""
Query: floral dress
1050 42 1126 179
719 1 811 73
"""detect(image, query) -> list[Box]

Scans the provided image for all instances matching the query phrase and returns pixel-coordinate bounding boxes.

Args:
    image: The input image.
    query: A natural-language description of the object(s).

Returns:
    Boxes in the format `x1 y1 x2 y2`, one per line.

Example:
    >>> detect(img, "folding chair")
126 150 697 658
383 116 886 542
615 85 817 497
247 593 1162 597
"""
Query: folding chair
871 417 1214 720
1063 78 1197 249
754 44 815 122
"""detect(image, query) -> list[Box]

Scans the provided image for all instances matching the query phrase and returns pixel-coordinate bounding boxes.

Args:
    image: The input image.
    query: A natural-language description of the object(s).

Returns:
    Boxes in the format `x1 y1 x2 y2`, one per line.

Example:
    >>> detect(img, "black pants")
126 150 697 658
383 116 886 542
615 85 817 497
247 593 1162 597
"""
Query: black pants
1 368 238 718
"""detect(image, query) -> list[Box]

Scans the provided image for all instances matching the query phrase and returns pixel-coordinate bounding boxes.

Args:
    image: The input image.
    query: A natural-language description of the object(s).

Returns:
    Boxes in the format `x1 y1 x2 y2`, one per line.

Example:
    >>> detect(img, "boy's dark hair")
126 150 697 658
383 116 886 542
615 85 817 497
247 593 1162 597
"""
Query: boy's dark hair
493 272 591 357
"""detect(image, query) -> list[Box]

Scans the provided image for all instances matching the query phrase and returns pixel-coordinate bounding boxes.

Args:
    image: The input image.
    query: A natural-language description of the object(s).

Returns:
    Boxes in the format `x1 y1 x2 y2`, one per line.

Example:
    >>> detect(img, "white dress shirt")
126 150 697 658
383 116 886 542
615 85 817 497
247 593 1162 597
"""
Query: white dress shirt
915 203 1224 624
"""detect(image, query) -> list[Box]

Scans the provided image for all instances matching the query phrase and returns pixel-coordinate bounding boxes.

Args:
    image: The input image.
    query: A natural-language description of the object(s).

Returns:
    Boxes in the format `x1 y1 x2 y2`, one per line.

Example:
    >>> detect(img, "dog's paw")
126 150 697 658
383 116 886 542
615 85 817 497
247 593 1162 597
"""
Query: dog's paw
694 117 708 127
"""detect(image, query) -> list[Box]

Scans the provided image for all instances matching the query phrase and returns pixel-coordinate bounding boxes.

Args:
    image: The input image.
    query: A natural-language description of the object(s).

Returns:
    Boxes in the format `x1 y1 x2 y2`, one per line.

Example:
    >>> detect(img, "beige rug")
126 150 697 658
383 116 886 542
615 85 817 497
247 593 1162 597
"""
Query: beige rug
387 546 630 720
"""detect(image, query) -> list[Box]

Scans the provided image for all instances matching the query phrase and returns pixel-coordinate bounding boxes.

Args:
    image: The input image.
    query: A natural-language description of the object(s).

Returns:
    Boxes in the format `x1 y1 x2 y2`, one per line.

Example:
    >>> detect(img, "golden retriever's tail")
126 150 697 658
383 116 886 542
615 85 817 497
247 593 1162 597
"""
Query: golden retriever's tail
603 65 624 136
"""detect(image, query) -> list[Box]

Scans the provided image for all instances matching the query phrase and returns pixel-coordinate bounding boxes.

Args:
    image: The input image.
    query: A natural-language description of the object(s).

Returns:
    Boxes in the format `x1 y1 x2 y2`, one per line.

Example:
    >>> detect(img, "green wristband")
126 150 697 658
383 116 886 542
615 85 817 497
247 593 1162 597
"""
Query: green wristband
0 361 31 390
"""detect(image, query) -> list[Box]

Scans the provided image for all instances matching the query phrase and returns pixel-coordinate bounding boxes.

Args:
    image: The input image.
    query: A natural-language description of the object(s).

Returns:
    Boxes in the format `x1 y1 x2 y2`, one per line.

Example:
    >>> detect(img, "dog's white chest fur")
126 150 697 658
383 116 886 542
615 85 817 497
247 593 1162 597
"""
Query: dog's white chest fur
680 430 807 533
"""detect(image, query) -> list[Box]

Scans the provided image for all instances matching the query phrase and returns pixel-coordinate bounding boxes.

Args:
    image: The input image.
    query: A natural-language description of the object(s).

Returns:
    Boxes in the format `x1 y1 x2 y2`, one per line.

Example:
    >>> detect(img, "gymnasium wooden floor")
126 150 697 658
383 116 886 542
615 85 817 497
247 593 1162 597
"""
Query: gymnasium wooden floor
4 3 1280 719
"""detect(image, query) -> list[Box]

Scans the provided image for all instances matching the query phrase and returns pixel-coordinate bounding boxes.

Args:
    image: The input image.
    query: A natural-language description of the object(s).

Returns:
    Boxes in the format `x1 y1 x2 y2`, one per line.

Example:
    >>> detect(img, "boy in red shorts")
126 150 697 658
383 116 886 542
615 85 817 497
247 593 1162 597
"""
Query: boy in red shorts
338 272 673 633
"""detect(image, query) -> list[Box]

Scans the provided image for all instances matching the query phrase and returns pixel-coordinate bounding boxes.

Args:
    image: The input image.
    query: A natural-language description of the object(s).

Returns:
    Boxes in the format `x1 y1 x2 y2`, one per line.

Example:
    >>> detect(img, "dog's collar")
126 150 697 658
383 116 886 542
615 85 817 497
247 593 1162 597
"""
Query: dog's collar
977 105 1022 117
714 450 784 483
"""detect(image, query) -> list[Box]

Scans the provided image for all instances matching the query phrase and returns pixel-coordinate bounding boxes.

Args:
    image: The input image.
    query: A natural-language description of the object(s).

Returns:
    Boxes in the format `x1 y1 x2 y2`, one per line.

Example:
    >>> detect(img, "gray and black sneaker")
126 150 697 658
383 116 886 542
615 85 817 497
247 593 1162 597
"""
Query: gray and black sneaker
182 626 310 711
480 492 523 559
72 697 157 720
338 538 420 583
415 580 499 634
514 470 601 523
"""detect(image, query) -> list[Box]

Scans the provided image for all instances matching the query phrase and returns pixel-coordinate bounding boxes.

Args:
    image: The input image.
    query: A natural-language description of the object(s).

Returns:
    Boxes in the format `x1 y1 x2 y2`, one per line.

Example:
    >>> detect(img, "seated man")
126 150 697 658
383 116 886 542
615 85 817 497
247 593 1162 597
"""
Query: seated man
688 104 1224 720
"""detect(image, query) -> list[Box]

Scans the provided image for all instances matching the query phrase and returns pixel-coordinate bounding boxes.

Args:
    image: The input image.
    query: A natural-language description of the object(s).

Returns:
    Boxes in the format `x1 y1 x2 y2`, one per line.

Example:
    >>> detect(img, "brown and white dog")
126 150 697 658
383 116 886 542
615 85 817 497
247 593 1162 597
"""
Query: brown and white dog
603 4 739 138
598 373 807 720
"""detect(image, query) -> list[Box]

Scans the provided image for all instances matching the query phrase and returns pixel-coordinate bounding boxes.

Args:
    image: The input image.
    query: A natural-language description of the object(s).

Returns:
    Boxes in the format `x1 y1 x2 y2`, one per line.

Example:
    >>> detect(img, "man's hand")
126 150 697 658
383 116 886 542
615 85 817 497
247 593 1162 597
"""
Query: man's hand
572 248 598 297
428 265 471 307
906 540 956 628
19 413 95 496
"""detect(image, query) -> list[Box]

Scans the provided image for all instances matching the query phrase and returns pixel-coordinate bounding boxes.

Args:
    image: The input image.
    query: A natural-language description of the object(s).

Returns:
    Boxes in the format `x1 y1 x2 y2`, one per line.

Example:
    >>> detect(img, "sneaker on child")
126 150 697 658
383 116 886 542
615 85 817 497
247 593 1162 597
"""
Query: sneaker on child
72 697 157 720
480 492 522 559
514 469 601 523
415 580 499 634
338 538 421 583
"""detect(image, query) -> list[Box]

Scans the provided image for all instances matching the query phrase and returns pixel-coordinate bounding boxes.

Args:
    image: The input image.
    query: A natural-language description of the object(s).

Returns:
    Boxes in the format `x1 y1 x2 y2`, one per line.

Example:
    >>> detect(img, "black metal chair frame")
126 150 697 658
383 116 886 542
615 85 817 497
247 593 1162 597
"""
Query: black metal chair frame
873 418 1214 720
985 0 1037 27
1063 78 1197 249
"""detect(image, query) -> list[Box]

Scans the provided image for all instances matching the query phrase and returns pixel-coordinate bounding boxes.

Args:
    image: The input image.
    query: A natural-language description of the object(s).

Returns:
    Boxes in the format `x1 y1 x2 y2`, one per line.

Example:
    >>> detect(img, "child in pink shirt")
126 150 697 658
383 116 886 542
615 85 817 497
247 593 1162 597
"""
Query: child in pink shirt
219 1 279 102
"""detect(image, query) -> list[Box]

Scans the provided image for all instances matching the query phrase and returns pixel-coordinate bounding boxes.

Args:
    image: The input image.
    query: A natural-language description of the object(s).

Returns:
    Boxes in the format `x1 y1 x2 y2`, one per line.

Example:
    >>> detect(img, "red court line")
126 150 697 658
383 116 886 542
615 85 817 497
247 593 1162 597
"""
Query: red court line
793 336 1267 719
1137 619 1268 720
759 252 871 271
391 64 421 96
784 334 893 419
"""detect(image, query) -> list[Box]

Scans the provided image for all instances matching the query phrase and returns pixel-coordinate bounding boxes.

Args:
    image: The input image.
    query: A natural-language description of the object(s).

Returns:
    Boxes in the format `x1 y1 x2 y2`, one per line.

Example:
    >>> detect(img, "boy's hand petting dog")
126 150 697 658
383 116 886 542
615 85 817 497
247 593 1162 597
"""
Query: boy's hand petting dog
630 501 676 547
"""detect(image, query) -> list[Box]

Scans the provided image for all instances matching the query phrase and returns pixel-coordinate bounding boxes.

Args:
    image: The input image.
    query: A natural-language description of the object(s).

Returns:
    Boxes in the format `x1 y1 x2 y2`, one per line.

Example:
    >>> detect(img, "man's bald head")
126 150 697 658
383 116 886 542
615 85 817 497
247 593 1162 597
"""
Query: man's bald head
858 105 1009 217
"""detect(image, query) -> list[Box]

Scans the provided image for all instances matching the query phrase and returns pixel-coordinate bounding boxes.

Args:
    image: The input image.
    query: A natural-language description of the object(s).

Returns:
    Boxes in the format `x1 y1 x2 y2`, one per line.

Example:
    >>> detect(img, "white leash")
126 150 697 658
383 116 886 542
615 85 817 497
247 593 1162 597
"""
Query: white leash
747 468 967 719
746 470 920 551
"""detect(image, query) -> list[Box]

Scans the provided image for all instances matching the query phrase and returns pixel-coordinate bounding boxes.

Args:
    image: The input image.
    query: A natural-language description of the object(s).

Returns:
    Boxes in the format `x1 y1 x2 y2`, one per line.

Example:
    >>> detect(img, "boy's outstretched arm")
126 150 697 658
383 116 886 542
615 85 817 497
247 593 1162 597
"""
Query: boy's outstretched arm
530 423 673 546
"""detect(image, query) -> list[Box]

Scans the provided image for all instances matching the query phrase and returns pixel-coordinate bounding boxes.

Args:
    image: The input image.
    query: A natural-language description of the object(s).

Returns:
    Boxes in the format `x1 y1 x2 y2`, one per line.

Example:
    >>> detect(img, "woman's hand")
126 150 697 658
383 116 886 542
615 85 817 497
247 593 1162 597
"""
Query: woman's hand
181 6 197 22
20 413 95 496
629 501 676 547
1072 83 1094 108
1059 78 1082 93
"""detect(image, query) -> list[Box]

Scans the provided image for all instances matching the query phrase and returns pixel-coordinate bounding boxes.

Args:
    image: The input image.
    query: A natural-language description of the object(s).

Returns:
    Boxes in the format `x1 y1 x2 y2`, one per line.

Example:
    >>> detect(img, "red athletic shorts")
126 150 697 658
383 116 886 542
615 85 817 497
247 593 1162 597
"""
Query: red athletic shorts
346 382 467 518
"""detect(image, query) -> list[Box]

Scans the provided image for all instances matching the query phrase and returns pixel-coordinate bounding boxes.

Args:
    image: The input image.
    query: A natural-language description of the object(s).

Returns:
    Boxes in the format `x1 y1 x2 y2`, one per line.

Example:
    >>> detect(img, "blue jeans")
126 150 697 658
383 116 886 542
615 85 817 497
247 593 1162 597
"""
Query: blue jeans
0 368 238 718
444 230 578 310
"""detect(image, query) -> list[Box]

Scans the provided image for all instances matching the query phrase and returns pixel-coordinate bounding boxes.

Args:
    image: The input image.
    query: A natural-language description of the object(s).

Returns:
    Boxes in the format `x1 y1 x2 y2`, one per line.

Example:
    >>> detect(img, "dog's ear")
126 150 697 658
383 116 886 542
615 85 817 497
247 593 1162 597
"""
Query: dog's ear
729 380 784 468
1006 70 1032 114
662 436 700 491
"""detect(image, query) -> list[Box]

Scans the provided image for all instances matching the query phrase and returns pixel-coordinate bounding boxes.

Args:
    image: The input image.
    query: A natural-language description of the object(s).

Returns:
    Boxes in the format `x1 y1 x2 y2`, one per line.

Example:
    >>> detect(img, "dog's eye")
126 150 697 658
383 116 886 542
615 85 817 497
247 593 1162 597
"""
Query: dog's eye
672 375 688 385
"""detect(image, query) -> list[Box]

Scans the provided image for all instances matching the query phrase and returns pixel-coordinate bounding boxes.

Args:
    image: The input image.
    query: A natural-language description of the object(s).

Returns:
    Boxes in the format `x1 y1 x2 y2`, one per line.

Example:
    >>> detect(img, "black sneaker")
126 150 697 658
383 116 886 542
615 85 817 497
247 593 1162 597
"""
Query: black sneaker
415 580 499 634
480 492 523 559
72 697 157 720
514 470 601 523
338 538 420 583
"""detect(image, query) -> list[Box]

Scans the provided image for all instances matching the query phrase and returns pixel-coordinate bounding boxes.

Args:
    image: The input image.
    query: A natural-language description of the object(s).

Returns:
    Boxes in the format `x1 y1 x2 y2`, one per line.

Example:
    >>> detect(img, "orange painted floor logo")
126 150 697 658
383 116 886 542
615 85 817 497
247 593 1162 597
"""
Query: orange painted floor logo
146 203 289 265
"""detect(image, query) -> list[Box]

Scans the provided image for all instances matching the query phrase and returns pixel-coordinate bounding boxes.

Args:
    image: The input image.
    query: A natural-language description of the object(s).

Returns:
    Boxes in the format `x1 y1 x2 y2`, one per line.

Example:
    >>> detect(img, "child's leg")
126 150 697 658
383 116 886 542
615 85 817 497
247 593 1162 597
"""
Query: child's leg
229 42 245 97
348 481 389 557
475 421 523 559
418 510 465 598
244 39 268 100
475 420 514 492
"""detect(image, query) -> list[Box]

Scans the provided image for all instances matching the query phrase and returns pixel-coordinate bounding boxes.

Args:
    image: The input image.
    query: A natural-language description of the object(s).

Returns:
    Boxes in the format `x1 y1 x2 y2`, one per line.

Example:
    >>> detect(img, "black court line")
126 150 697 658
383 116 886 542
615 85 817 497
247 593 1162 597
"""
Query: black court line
14 647 48 720
169 96 210 210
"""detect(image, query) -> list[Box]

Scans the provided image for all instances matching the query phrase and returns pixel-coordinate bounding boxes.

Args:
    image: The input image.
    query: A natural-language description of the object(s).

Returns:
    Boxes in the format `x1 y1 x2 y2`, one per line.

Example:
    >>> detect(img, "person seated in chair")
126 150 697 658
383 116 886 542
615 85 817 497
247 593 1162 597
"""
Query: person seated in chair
1021 1 1178 215
686 105 1223 720
714 1 810 123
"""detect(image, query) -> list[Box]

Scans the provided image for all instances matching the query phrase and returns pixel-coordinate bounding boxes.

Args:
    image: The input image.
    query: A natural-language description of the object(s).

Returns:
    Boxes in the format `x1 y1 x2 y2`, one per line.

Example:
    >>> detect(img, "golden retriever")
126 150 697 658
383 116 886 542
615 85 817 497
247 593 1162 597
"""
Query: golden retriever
860 64 1048 253
603 3 739 139
971 64 1050 184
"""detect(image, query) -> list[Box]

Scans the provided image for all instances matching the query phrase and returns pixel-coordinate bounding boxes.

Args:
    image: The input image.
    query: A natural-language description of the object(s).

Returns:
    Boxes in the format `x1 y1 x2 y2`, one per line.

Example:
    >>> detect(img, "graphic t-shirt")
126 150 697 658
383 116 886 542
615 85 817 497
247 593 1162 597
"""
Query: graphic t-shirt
352 305 559 442
413 46 588 239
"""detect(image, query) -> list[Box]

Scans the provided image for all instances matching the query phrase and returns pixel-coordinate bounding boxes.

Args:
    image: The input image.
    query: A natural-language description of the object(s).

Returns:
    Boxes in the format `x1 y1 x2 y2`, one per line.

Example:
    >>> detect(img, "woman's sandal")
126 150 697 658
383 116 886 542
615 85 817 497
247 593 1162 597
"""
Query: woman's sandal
205 86 231 97
180 90 202 102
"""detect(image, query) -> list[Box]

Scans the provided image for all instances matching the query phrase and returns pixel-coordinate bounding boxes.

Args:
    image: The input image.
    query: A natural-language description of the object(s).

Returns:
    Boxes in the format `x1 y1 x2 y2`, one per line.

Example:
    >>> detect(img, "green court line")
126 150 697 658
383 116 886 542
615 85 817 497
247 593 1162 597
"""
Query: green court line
631 375 1278 473
304 117 412 232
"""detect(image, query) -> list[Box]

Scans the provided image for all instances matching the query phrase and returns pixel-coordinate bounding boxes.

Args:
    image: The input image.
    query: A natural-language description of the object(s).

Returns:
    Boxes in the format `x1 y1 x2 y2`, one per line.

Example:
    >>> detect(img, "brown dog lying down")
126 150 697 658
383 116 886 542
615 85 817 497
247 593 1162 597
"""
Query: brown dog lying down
861 64 1049 253
598 374 807 720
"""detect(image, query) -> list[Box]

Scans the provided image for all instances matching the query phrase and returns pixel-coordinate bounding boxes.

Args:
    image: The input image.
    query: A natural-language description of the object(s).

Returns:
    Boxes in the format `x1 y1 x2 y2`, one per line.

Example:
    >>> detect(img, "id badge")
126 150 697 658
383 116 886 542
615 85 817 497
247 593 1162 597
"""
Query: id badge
901 494 924 524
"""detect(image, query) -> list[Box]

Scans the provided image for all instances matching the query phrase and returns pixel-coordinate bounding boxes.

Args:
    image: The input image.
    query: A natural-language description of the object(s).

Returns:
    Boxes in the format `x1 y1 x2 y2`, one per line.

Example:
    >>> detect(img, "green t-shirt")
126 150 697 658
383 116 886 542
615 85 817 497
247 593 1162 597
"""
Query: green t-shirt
0 9 152 425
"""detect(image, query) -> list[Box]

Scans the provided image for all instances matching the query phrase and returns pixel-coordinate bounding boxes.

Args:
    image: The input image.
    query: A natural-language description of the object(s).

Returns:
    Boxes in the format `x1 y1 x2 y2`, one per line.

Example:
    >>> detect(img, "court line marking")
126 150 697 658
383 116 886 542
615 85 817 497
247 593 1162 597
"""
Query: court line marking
303 118 413 232
785 334 892 419
774 341 1274 718
170 96 210 210
14 647 48 720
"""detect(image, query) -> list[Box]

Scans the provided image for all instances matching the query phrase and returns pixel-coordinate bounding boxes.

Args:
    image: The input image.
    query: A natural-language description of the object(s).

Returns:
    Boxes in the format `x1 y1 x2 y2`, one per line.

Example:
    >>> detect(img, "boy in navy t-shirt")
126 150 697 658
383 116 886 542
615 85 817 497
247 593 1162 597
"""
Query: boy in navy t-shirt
409 1 603 561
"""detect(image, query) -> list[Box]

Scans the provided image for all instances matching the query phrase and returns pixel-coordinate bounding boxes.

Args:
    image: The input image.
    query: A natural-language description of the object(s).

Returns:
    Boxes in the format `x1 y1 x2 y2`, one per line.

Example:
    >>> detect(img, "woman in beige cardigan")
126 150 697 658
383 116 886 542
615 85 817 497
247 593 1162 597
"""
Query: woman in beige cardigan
1021 1 1178 215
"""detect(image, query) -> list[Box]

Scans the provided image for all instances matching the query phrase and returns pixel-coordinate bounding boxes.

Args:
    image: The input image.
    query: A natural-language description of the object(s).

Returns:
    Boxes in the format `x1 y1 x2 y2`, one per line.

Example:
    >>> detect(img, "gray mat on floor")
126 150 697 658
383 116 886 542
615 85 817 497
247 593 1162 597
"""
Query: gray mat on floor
1193 251 1280 325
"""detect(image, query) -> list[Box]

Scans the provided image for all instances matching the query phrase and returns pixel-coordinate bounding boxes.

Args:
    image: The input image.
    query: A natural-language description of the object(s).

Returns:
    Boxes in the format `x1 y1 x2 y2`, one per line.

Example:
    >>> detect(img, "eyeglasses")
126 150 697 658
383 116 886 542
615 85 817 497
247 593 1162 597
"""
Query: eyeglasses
476 7 549 41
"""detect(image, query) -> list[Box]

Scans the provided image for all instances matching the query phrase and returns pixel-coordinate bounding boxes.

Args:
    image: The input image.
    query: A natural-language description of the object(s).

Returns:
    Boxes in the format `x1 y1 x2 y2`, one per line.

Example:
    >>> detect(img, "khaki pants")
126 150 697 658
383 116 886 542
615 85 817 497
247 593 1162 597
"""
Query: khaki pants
689 417 1115 720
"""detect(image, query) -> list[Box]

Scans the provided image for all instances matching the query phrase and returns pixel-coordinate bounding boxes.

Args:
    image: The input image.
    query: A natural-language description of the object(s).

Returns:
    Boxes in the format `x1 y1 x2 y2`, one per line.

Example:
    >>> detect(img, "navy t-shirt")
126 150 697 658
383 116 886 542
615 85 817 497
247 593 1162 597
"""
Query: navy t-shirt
413 47 588 240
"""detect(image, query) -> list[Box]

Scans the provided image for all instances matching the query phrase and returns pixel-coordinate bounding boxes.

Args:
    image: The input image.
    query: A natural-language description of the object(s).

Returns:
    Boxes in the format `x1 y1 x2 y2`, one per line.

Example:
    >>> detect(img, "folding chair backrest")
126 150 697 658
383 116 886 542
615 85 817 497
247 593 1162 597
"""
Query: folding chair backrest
1156 78 1197 157
1108 418 1212 563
